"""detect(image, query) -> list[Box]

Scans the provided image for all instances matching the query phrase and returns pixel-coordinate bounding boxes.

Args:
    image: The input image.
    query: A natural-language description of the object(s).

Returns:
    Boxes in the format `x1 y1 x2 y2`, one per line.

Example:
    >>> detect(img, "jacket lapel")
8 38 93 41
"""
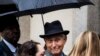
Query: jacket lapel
1 41 14 56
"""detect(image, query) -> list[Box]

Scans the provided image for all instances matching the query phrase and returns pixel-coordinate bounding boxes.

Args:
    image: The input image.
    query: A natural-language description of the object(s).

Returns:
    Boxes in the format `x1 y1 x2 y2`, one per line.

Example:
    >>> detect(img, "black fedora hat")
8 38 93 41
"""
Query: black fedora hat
40 20 69 38
0 14 19 32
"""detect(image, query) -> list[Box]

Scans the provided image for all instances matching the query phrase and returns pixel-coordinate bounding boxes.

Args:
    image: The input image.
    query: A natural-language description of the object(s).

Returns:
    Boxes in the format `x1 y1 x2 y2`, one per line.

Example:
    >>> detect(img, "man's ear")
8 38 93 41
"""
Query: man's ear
0 32 3 37
44 38 46 42
64 36 67 41
64 35 67 39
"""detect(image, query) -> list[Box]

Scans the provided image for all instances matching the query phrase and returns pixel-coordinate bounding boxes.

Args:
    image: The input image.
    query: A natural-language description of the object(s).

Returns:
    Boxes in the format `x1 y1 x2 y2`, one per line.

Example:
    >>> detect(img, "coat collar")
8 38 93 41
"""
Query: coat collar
3 39 16 53
45 50 66 56
0 40 14 56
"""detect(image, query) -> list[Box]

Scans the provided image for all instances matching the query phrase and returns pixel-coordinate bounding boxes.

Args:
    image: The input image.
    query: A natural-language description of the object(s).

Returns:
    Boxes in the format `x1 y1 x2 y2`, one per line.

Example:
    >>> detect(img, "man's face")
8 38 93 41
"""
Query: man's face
2 25 20 45
44 34 67 55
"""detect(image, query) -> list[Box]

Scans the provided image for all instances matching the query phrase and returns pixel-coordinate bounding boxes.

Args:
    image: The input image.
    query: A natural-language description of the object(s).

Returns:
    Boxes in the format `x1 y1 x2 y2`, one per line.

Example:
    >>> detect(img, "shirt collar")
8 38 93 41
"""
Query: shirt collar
45 50 64 56
3 39 16 53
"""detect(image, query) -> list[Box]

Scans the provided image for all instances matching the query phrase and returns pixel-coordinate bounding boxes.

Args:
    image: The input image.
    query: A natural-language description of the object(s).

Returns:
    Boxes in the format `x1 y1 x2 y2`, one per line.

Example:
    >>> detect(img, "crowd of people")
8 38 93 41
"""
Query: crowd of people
0 15 100 56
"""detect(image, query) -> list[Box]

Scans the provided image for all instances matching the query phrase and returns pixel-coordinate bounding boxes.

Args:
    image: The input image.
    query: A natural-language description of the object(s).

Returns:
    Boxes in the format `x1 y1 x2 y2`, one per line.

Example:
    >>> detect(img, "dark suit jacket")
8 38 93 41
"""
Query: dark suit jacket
0 40 20 56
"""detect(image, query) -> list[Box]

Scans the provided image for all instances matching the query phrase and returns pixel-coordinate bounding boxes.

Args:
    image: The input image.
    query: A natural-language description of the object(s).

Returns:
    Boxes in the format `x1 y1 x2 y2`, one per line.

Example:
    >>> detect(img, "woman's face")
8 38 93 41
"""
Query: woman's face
35 44 45 56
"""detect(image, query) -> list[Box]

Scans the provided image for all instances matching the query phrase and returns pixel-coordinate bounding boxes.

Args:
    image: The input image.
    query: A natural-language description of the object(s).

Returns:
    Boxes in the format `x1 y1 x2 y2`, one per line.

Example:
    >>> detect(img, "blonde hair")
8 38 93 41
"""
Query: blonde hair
69 31 100 56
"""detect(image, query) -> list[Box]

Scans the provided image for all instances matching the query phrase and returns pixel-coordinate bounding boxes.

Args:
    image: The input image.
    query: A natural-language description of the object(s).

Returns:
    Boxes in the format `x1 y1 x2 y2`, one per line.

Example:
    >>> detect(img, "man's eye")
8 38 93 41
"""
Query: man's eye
47 40 52 43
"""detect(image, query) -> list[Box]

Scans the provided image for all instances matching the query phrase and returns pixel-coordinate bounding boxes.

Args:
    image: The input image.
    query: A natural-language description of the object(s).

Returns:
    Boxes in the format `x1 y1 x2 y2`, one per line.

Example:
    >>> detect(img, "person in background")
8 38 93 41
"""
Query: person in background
69 31 100 56
17 40 45 56
40 20 69 56
0 15 21 56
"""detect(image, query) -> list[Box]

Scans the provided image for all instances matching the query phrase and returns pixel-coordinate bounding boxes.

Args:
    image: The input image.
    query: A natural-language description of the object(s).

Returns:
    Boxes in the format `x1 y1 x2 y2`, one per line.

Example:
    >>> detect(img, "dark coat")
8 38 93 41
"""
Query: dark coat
0 41 20 56
45 50 67 56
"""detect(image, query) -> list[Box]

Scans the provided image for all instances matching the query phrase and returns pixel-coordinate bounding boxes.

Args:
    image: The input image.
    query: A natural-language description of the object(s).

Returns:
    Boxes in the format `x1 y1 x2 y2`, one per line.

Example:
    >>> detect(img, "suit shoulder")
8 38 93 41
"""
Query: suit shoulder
0 42 3 50
0 45 4 55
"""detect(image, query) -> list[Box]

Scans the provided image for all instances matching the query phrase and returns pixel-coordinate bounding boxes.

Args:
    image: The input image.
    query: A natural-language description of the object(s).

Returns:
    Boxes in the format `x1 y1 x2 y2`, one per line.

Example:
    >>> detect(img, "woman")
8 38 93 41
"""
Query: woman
69 31 100 56
17 40 45 56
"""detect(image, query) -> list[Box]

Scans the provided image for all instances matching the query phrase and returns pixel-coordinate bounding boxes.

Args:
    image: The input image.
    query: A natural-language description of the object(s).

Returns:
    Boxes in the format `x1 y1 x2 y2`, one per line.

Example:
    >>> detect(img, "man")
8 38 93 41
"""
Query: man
0 15 21 56
40 20 69 56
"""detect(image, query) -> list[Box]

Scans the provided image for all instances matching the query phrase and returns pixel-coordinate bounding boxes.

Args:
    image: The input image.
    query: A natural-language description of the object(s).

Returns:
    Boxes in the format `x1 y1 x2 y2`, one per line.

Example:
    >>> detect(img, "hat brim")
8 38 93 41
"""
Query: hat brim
40 30 69 38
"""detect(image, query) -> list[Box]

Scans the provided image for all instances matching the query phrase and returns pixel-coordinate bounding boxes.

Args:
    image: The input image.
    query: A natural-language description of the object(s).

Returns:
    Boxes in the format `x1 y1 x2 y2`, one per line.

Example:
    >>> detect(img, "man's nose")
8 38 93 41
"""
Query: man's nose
52 41 56 47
